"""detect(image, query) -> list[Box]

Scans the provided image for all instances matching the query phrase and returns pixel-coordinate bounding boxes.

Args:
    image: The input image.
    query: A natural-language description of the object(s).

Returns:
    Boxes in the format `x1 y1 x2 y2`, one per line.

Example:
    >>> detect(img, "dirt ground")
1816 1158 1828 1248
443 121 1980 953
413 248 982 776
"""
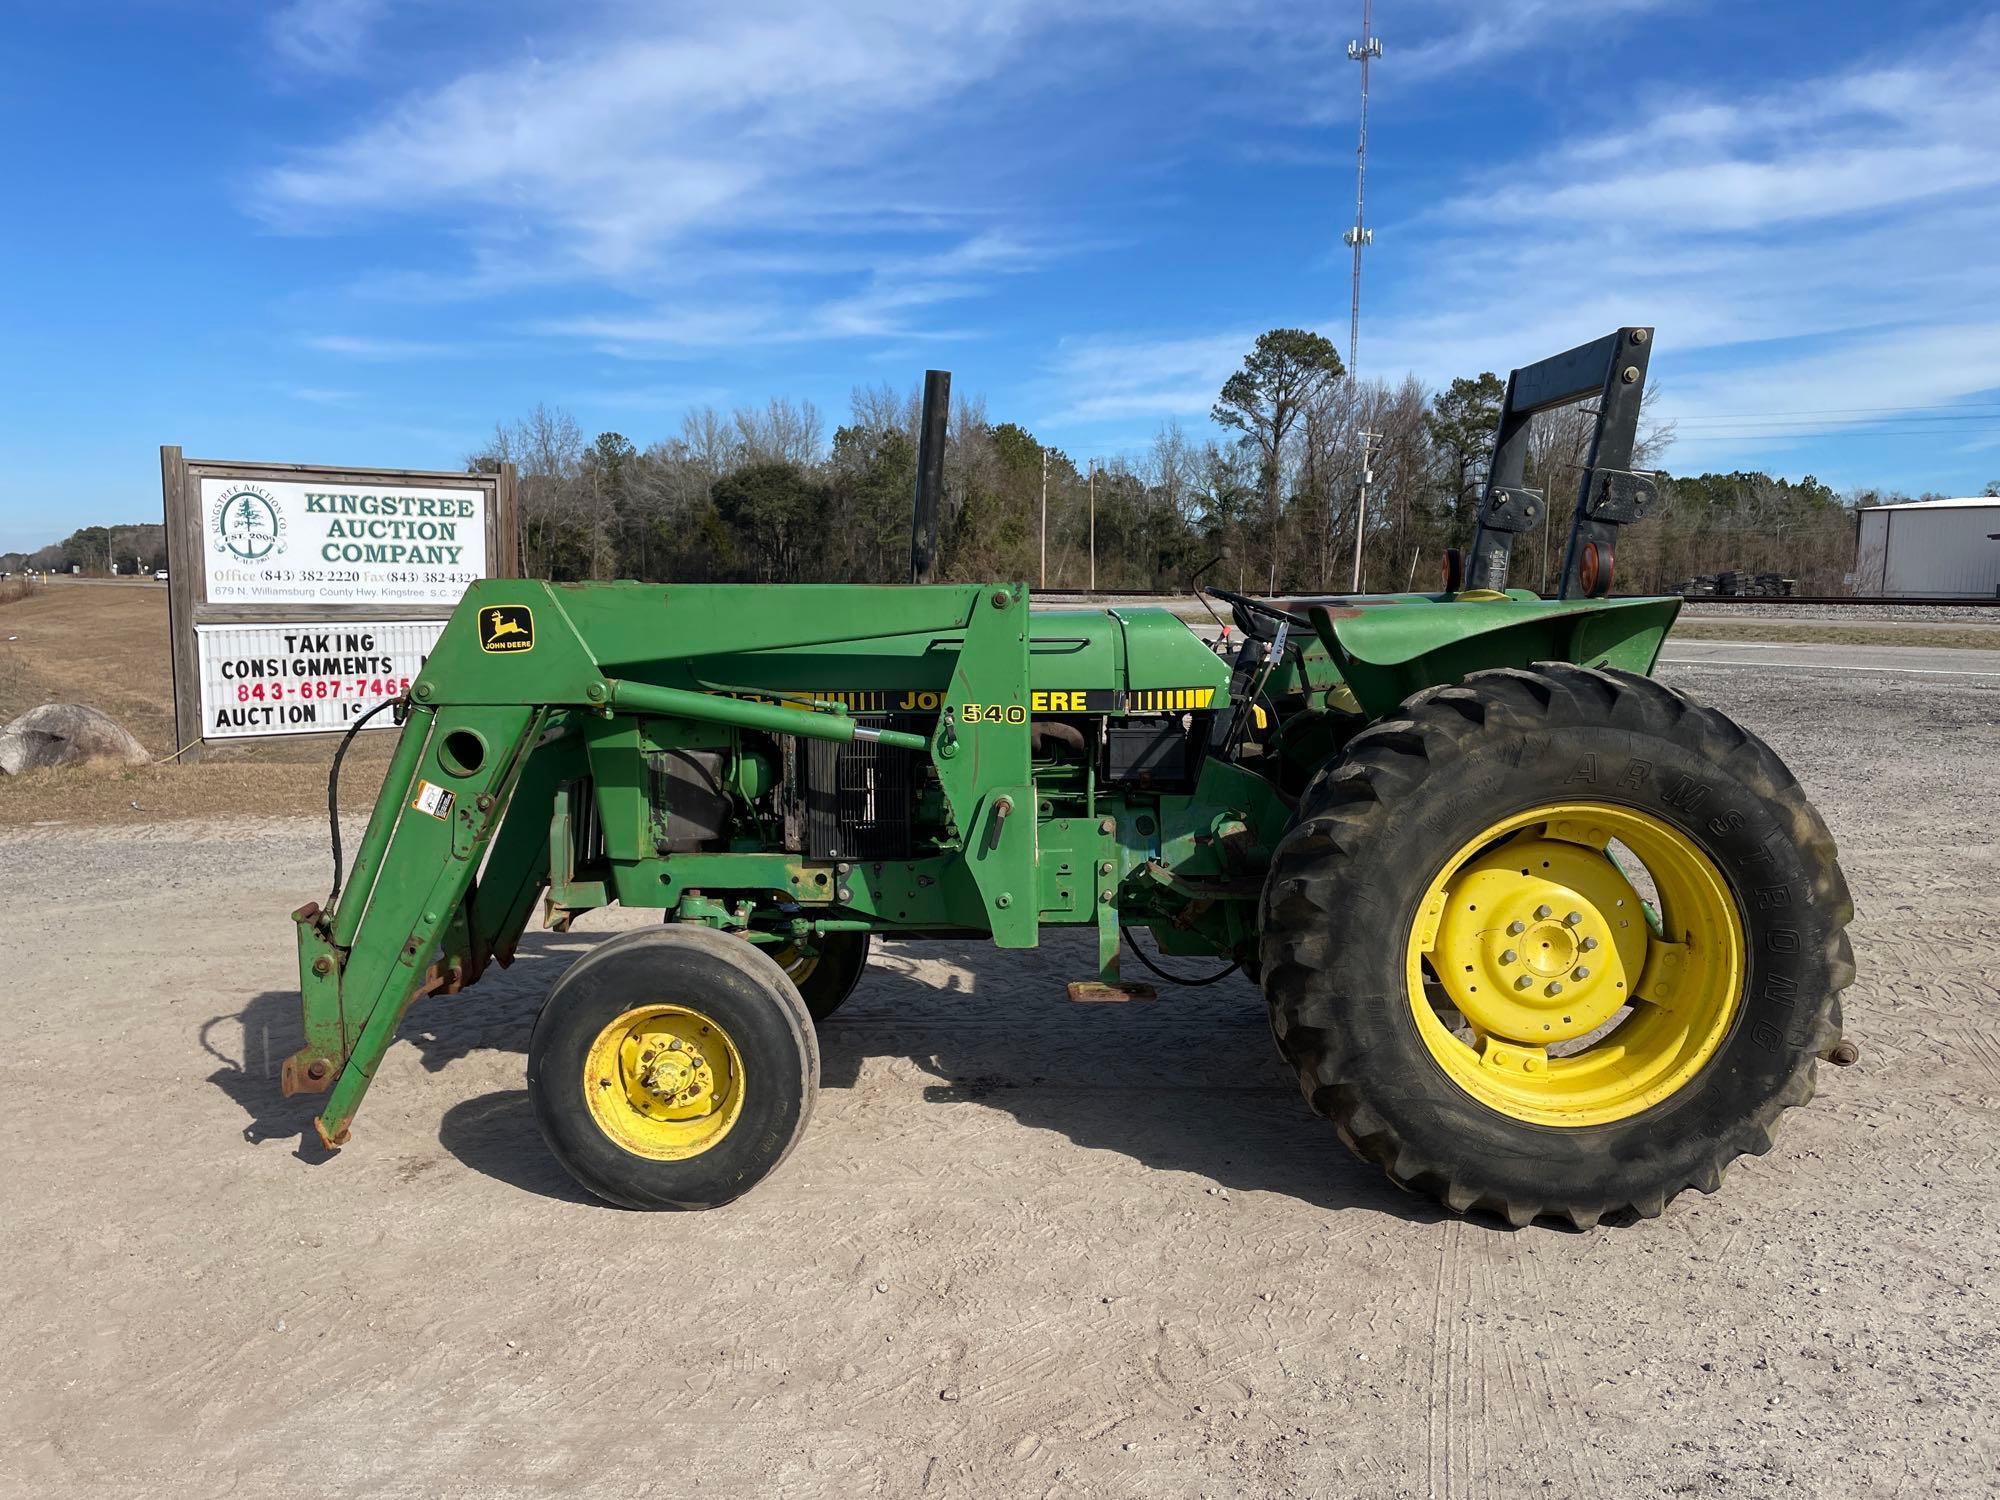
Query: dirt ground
2 656 1996 1498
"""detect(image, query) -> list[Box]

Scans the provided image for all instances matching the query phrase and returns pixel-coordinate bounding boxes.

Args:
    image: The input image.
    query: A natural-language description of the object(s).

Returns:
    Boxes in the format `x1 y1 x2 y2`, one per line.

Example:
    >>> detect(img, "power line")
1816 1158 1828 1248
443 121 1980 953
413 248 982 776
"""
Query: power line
1674 412 2000 428
1670 401 2000 420
1671 425 2000 439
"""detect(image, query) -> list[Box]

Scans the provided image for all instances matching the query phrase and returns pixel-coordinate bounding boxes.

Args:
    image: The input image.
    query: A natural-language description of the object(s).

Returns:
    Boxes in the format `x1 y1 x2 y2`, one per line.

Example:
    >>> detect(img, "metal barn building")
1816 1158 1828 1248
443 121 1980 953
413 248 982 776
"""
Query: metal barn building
1853 497 2000 598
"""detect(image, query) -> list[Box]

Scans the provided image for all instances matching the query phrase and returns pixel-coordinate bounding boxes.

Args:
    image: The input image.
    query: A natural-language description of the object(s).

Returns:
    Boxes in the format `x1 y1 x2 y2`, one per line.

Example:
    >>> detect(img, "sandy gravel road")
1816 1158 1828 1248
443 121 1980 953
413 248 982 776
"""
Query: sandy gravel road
2 658 1996 1498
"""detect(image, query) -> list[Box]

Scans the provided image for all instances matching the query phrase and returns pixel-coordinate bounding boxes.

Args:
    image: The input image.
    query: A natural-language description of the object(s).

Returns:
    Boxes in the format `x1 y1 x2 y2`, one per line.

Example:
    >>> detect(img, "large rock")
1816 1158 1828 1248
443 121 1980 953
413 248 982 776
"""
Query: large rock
0 704 151 775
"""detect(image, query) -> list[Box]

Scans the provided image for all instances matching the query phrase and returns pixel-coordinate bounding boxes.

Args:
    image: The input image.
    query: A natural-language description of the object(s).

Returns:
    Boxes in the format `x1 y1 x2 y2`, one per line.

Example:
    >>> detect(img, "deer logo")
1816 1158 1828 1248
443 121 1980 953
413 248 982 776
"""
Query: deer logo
479 605 535 653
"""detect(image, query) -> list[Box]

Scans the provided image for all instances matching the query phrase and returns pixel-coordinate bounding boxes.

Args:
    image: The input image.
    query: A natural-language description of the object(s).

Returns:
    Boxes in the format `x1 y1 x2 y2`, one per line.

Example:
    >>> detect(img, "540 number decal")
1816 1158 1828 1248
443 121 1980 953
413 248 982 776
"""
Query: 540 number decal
959 703 1028 724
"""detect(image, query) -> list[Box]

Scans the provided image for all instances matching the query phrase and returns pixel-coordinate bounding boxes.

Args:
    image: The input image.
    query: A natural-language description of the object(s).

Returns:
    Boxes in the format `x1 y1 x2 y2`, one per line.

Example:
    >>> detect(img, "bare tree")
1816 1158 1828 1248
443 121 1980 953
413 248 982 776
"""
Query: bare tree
733 398 824 467
679 407 738 481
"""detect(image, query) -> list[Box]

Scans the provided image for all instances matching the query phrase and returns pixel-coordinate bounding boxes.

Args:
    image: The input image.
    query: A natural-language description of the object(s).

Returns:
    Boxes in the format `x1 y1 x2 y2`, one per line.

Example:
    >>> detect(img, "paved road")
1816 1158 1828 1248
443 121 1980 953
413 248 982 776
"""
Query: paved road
1659 638 2000 678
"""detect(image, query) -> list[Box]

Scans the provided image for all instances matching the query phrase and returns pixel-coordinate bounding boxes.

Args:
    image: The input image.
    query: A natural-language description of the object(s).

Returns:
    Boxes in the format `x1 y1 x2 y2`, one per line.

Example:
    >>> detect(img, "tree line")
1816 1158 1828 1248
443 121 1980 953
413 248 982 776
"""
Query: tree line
458 331 1932 598
9 333 1992 593
2 523 166 577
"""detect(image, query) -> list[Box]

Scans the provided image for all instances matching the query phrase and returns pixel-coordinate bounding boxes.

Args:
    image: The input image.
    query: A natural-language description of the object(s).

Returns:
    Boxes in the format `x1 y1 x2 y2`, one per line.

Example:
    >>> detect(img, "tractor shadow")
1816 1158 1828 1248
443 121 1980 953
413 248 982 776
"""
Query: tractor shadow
816 934 1445 1223
198 928 601 1165
203 925 1446 1224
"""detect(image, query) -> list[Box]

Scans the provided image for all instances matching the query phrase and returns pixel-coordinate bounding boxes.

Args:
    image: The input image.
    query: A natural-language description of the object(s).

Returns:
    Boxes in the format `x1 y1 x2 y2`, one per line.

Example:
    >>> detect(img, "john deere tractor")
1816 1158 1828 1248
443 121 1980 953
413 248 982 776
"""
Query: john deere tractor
283 329 1853 1227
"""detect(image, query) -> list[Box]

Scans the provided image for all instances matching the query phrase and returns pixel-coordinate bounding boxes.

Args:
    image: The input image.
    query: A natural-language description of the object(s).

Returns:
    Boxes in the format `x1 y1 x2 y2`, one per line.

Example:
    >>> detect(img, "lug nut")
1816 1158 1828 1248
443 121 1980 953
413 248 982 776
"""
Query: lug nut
1534 905 1553 920
1499 949 1518 964
1546 981 1564 997
1564 911 1584 927
1507 920 1526 936
1573 967 1590 980
1514 976 1533 990
1580 936 1599 952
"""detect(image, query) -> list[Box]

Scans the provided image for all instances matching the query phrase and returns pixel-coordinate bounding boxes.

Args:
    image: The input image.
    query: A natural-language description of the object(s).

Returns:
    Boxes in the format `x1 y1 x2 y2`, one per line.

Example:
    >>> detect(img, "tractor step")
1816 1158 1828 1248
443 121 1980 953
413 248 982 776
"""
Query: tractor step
1066 981 1158 1003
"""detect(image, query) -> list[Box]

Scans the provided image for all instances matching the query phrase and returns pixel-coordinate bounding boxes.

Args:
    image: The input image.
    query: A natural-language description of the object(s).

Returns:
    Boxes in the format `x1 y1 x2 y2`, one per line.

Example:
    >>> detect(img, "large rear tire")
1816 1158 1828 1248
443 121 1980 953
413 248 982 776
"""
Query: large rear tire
528 926 818 1210
1259 664 1854 1229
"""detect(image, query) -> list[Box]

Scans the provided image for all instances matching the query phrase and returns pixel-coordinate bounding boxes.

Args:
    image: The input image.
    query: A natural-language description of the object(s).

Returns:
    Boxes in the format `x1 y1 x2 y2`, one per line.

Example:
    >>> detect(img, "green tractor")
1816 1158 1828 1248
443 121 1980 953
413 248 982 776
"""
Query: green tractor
283 329 1853 1227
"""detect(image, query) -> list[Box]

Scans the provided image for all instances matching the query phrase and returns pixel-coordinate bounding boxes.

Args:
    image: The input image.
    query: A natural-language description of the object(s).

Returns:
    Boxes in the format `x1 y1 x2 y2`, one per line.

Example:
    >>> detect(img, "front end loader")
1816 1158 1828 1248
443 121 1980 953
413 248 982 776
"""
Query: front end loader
283 329 1854 1227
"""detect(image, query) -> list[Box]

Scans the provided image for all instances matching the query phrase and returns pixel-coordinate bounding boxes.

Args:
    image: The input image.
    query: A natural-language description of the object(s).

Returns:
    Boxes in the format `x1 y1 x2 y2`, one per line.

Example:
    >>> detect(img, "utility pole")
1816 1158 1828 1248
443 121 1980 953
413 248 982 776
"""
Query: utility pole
1343 4 1381 384
1039 446 1048 589
1351 430 1381 591
1087 458 1097 593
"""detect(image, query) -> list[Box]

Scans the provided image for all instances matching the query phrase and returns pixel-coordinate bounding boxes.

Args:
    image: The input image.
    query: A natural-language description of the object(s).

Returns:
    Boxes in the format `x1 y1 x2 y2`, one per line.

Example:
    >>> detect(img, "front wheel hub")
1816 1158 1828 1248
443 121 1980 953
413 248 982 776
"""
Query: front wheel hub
584 1005 743 1159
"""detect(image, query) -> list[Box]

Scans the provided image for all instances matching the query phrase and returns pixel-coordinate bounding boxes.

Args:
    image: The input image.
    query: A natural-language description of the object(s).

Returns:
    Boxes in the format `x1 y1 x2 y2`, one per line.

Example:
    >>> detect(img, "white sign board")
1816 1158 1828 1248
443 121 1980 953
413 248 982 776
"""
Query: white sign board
200 477 488 606
195 620 445 739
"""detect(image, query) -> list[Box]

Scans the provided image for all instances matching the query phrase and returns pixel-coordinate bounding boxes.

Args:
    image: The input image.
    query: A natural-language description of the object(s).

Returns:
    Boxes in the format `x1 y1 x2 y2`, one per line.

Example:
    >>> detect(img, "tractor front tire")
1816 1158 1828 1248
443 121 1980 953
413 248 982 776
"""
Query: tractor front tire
1260 664 1854 1229
528 925 819 1210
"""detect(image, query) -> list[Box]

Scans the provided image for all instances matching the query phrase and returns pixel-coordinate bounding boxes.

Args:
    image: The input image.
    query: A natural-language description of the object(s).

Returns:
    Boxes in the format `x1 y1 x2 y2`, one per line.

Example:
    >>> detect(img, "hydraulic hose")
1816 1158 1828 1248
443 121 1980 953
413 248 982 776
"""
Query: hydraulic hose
1120 926 1242 987
325 696 406 912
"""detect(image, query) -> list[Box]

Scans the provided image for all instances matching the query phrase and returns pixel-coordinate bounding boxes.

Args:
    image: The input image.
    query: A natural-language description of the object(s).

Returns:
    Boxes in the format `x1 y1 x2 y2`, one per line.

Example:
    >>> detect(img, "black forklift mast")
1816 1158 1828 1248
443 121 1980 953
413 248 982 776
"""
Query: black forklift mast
1463 326 1658 598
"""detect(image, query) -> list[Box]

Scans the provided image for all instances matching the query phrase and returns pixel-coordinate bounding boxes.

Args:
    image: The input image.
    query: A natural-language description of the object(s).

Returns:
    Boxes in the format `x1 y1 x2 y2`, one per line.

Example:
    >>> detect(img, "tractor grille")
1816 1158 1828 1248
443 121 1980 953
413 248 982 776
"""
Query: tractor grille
804 717 918 861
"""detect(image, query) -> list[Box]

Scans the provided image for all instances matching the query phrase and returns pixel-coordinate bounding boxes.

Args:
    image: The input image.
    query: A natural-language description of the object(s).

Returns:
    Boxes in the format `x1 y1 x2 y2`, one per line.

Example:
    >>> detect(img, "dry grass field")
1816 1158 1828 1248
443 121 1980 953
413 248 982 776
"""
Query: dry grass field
0 579 391 826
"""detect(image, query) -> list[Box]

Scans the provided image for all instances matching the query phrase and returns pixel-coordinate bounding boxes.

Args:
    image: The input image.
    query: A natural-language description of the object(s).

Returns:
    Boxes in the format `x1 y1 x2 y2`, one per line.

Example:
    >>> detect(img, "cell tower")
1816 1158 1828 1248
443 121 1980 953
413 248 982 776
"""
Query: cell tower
1343 3 1381 383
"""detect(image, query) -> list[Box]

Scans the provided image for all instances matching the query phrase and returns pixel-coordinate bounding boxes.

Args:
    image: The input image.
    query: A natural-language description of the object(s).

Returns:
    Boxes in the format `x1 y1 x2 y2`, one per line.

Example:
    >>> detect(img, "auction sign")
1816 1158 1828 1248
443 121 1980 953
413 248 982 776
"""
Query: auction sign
162 450 517 759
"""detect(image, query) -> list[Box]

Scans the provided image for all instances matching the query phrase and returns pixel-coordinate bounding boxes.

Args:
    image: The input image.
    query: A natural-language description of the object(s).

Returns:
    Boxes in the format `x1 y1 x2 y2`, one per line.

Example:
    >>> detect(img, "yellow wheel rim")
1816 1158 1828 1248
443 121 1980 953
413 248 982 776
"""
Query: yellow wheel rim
582 1005 745 1160
1405 802 1745 1127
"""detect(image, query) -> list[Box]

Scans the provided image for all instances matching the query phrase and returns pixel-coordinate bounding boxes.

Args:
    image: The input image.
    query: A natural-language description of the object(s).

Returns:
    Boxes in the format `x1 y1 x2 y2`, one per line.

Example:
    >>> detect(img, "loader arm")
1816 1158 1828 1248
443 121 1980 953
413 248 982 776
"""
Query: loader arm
284 580 1032 1148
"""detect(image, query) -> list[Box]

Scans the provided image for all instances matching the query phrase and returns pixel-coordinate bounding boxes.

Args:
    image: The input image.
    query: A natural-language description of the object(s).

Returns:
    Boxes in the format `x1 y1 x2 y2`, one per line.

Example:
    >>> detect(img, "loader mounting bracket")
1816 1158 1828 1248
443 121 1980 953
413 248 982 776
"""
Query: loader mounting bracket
1465 326 1656 598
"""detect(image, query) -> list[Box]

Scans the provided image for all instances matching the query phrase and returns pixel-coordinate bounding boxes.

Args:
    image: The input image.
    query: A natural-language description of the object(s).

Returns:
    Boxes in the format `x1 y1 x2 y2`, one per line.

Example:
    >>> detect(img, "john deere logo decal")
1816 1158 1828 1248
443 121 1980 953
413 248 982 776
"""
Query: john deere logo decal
479 605 534 653
210 484 286 563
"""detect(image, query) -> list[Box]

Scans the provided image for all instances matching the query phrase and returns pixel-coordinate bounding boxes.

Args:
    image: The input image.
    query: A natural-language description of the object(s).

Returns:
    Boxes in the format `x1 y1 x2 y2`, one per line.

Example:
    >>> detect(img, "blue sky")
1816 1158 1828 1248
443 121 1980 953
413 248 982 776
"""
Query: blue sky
5 0 2000 552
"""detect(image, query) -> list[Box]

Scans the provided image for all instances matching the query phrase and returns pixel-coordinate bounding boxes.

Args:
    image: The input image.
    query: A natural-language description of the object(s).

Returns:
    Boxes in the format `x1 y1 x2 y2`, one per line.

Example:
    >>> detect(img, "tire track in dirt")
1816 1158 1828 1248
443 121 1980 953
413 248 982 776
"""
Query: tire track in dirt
1422 1218 1463 1500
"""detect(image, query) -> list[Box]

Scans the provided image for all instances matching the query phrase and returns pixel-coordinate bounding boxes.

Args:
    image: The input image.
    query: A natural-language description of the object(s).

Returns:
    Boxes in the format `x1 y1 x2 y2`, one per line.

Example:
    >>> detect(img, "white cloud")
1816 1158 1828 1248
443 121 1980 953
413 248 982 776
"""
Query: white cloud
1369 19 2000 469
258 2 1049 280
254 2 1590 334
539 231 1062 353
1392 0 1682 83
1038 330 1257 426
305 334 461 360
1024 17 2000 481
268 0 386 76
1435 38 2000 234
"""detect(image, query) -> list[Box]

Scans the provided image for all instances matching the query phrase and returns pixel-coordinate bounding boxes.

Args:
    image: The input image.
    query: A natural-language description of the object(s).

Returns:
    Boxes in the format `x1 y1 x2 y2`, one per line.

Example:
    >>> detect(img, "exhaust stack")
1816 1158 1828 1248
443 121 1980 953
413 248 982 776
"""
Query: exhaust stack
909 369 950 585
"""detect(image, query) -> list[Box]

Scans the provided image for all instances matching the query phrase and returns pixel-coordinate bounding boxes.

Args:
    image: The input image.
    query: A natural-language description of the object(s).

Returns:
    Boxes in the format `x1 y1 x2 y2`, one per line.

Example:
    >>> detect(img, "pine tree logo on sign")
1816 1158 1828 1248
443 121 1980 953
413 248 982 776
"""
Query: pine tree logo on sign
210 484 287 564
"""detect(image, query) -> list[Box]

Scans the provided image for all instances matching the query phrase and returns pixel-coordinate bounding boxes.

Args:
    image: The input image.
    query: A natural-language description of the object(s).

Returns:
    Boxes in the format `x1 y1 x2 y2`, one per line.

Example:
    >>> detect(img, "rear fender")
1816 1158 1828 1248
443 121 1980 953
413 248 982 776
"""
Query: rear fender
1309 592 1681 718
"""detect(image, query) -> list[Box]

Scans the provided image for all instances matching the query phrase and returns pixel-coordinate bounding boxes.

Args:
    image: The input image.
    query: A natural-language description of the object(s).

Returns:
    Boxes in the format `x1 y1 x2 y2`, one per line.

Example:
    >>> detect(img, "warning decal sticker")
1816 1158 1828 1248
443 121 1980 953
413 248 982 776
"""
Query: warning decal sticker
411 779 455 820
